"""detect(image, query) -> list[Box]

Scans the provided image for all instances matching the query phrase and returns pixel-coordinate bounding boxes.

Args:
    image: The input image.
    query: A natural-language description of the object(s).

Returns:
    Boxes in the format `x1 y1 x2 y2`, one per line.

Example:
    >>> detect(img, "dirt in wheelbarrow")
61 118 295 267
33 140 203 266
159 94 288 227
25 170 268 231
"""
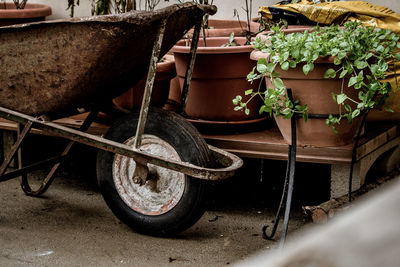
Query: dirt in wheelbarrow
0 135 398 266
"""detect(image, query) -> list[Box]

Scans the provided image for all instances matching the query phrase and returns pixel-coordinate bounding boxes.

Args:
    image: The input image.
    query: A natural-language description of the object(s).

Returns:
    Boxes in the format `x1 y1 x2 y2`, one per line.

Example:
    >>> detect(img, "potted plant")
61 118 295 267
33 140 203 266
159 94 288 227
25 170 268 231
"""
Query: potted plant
172 35 262 123
234 21 400 147
0 1 52 26
170 0 270 131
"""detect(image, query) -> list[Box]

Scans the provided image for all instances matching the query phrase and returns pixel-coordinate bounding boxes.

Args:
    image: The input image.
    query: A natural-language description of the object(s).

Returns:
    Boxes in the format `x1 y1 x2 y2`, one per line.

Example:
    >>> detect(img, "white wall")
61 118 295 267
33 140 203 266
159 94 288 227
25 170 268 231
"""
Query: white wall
30 0 400 20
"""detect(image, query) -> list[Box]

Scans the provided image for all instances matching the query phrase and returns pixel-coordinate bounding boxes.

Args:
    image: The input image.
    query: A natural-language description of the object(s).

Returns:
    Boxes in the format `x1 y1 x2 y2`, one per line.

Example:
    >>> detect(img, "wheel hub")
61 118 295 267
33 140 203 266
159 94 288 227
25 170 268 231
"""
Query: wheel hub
112 134 185 215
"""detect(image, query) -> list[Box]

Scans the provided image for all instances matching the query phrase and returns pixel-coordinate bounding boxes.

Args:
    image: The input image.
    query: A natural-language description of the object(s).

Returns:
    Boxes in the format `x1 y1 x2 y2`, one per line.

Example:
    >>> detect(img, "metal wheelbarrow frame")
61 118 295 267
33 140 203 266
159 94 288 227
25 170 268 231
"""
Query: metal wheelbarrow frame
0 3 243 236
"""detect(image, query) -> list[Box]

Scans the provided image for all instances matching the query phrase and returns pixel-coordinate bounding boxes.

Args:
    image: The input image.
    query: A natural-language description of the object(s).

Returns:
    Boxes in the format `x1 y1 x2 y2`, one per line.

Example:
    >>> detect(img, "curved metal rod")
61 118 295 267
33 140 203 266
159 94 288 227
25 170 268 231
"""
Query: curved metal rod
262 158 289 239
348 92 378 202
279 88 296 247
0 106 242 181
20 109 99 196
348 110 370 202
262 88 297 247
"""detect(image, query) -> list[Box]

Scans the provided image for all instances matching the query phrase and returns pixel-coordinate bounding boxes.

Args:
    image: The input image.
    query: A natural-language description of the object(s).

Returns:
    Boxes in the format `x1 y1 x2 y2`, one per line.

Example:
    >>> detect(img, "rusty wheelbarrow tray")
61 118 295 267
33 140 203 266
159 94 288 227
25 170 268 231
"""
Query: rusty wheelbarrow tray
0 3 243 236
0 2 210 118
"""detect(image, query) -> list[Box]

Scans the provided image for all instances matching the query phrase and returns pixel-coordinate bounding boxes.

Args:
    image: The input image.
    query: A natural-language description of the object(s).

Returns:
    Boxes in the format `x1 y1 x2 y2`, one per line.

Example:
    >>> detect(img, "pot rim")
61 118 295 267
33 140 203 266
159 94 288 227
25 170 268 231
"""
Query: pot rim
250 50 335 64
171 36 253 54
157 54 175 73
0 3 51 19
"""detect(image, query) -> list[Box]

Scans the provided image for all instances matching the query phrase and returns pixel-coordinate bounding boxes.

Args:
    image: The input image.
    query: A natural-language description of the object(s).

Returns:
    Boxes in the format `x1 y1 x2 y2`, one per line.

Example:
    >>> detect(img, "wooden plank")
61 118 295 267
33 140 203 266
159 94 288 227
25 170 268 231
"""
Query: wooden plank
0 115 398 165
203 127 354 164
356 125 397 160
204 124 399 164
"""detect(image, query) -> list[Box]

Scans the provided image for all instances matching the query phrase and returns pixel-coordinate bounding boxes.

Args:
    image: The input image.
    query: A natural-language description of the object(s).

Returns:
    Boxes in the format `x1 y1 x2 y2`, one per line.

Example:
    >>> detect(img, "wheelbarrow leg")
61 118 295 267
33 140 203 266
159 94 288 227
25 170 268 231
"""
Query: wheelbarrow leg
0 121 33 179
19 109 99 196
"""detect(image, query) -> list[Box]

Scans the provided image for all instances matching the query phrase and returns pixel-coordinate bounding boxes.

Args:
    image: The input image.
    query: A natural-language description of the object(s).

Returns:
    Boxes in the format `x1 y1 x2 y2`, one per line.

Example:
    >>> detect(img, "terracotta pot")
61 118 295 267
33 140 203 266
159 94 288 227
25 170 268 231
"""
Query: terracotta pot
187 19 256 38
251 17 313 36
0 3 51 27
113 55 176 110
171 37 262 121
251 51 361 147
256 25 314 40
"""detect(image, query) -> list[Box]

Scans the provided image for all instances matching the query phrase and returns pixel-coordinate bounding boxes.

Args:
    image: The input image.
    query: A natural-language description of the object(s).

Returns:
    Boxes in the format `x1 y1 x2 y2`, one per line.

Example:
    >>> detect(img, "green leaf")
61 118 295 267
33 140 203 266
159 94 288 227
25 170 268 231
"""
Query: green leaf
232 95 242 105
258 58 268 66
256 63 267 73
338 51 347 59
355 60 368 69
245 108 250 116
339 69 348 78
273 78 285 89
334 56 342 65
282 51 290 61
229 32 235 44
352 109 360 118
245 89 253 95
348 76 358 87
281 61 289 70
303 112 308 122
376 45 385 53
340 41 348 48
336 93 348 104
234 106 242 111
324 68 336 79
266 63 276 73
281 108 291 115
292 49 300 58
303 64 312 75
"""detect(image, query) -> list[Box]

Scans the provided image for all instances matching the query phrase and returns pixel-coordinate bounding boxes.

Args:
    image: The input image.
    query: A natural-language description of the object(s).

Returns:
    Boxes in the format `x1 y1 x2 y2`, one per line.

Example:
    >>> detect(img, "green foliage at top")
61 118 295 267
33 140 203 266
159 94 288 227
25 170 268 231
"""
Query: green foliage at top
234 21 400 132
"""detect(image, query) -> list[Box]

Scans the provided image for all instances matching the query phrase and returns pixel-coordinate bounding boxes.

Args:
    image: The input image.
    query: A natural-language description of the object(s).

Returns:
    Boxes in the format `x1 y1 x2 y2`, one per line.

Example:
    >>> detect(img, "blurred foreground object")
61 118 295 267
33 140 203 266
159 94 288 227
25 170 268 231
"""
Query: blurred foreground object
236 179 400 267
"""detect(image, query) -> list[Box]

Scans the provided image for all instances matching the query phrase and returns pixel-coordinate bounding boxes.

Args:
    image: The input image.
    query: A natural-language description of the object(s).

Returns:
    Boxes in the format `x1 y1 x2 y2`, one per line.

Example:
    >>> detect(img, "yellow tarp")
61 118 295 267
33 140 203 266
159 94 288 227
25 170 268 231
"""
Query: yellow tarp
259 1 400 112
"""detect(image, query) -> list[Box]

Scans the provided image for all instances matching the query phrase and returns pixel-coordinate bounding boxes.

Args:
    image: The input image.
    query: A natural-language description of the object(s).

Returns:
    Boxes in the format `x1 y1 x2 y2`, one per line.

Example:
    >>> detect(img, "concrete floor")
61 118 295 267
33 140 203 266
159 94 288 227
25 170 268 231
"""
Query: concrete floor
0 137 395 266
0 170 309 266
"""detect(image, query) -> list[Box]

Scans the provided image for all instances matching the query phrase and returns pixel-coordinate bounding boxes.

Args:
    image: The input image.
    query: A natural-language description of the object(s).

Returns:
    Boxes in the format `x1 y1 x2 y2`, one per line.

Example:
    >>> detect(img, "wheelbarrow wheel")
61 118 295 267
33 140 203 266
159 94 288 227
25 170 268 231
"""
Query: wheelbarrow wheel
96 108 212 236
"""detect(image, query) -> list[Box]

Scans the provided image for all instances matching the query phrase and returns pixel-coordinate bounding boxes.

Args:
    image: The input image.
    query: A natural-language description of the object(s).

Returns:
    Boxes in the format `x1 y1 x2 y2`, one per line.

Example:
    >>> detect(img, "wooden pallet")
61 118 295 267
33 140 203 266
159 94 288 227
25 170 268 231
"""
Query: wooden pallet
0 114 399 198
203 123 400 198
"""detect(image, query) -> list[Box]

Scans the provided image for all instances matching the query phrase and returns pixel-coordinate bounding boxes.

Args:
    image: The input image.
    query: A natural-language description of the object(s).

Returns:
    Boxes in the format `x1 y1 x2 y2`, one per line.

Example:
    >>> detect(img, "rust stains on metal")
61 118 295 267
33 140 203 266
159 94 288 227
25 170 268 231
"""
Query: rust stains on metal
0 3 216 118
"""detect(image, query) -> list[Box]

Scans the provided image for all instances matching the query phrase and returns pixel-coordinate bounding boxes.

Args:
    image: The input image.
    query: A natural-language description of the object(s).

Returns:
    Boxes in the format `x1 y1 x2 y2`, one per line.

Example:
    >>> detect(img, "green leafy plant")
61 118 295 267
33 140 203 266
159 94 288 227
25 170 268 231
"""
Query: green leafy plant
221 32 238 47
234 21 400 132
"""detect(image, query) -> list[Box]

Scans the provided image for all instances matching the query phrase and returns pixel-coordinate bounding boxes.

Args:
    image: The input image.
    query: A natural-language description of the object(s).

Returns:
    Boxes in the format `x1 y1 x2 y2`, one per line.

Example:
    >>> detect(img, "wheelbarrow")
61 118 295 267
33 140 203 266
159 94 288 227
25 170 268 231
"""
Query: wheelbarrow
0 3 243 237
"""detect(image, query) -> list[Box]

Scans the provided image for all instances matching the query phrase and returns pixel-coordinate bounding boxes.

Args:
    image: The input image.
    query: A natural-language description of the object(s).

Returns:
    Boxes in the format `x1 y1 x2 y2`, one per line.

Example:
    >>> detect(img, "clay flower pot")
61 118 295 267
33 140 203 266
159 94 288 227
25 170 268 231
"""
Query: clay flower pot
187 19 256 38
167 19 258 111
113 55 176 110
0 3 51 27
171 37 262 122
255 25 314 40
251 51 361 147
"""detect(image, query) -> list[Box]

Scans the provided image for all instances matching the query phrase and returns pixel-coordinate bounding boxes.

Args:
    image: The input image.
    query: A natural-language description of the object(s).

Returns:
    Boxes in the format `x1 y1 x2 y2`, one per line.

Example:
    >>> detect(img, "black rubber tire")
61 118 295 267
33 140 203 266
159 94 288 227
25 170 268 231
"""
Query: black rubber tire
96 108 212 236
